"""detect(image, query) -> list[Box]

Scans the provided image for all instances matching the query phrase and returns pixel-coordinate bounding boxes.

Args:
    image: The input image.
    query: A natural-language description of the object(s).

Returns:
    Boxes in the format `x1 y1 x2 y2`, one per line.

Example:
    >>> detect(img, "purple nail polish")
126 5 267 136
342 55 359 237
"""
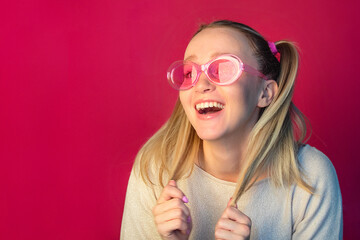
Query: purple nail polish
187 215 191 223
182 196 189 203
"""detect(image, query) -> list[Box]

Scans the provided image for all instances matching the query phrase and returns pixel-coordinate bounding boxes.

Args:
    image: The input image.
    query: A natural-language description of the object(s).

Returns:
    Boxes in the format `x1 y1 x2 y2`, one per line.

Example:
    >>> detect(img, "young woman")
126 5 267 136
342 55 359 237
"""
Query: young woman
120 20 343 240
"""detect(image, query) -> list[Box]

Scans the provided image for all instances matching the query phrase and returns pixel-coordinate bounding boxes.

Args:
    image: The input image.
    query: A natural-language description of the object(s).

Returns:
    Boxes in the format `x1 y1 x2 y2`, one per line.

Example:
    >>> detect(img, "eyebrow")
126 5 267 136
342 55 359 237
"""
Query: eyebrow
184 52 228 62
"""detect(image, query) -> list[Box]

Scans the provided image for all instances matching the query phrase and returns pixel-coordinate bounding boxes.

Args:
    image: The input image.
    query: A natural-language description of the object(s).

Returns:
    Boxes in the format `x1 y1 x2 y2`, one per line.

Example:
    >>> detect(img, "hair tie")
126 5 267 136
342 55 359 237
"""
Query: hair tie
268 41 280 62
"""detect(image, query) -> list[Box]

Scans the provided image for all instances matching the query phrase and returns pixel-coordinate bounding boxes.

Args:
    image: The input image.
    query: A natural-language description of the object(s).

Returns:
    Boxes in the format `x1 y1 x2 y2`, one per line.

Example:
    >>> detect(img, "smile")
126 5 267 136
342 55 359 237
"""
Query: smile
195 101 225 114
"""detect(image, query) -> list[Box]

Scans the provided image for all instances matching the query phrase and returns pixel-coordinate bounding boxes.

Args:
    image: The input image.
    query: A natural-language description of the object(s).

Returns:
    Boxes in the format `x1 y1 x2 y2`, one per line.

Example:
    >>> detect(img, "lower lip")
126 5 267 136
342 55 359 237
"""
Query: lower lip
196 109 223 120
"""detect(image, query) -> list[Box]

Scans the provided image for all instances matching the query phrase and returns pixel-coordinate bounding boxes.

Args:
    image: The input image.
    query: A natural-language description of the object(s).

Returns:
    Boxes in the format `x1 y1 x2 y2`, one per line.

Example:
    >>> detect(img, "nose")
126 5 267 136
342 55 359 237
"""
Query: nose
194 71 216 93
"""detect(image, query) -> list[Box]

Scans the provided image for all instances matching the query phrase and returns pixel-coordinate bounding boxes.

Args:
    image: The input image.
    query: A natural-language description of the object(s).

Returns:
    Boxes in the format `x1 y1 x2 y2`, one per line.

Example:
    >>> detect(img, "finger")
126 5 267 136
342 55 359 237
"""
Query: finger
157 180 188 204
223 207 252 227
155 207 187 225
215 226 250 240
168 180 189 203
168 179 177 187
216 217 251 236
156 197 191 216
228 197 238 208
219 198 237 220
153 198 191 223
156 217 189 237
216 217 237 231
215 227 237 240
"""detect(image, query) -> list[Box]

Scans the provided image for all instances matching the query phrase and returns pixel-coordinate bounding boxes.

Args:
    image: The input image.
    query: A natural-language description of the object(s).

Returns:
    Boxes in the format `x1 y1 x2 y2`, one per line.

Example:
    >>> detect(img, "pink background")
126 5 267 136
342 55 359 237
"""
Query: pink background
1 0 359 239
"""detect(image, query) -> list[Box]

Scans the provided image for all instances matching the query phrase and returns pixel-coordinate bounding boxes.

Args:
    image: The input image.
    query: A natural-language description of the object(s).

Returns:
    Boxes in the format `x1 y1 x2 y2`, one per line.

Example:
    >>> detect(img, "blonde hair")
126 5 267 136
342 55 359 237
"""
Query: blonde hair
135 20 313 203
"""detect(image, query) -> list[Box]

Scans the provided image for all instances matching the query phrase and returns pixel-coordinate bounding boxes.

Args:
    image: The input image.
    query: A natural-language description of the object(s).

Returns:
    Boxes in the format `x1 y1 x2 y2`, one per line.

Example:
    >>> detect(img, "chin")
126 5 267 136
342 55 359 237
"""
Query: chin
194 129 225 142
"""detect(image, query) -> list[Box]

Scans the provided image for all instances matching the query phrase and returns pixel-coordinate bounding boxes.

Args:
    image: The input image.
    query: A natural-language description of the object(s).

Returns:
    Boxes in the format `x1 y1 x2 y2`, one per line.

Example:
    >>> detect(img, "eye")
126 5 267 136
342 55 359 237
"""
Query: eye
184 70 192 79
208 62 220 78
212 66 219 76
208 59 236 83
183 64 197 81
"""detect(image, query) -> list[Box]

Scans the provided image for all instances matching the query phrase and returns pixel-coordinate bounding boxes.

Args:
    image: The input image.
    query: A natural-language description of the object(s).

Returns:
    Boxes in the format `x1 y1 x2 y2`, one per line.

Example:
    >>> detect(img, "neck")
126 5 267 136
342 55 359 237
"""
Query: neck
198 129 251 183
195 107 268 183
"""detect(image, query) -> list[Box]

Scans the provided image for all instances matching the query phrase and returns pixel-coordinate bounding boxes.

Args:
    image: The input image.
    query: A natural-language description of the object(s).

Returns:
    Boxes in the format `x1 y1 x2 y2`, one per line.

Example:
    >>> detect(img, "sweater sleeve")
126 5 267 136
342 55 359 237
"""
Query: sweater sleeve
120 167 162 240
292 146 343 239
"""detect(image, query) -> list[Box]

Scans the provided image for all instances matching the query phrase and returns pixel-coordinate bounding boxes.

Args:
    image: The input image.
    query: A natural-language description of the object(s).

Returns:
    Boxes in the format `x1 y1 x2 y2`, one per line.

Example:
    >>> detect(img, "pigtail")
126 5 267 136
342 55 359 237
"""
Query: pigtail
231 40 313 205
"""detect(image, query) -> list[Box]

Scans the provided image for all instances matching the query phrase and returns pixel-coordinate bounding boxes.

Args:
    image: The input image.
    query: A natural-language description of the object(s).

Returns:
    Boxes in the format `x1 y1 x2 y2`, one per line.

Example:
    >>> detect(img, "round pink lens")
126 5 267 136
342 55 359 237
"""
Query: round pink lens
208 59 237 84
172 63 197 89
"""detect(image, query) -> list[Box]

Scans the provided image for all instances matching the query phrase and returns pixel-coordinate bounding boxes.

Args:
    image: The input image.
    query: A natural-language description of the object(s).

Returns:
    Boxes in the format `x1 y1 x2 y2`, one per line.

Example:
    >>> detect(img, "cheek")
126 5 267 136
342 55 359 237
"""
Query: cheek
242 76 262 100
227 78 260 111
228 81 250 102
179 91 192 112
179 92 185 107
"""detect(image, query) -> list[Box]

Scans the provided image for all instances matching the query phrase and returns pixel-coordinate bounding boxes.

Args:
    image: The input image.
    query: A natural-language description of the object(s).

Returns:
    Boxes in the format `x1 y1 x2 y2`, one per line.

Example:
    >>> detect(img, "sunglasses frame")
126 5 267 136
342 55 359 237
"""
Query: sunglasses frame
167 54 268 91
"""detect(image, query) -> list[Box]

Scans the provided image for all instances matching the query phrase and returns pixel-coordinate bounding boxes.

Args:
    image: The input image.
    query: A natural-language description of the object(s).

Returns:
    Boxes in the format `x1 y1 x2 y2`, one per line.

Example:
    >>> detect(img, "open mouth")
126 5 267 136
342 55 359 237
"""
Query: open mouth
195 102 225 114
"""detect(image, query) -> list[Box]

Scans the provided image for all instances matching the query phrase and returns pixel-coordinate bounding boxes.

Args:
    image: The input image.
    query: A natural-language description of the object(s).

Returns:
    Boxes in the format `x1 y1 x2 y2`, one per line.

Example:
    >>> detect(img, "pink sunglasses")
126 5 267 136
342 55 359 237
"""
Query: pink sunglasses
167 54 268 91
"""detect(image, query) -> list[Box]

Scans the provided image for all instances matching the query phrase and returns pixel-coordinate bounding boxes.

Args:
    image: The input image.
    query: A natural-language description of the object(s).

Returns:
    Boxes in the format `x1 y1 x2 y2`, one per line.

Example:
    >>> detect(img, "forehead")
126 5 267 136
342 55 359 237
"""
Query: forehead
184 27 256 65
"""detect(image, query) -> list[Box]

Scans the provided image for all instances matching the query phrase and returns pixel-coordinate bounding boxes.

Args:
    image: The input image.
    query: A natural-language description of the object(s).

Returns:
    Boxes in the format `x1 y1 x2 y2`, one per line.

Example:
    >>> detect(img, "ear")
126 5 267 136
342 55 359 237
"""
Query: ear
257 80 278 108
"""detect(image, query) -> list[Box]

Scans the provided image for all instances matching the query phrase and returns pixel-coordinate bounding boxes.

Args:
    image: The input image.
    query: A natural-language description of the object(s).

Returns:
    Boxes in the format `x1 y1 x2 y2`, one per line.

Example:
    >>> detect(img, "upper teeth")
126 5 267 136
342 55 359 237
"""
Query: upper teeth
196 102 225 110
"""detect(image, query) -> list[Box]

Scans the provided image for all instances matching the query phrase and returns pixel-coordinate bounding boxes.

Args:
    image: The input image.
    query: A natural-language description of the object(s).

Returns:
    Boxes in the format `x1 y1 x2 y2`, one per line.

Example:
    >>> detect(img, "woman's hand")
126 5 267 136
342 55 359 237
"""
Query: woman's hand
152 180 192 240
215 199 252 240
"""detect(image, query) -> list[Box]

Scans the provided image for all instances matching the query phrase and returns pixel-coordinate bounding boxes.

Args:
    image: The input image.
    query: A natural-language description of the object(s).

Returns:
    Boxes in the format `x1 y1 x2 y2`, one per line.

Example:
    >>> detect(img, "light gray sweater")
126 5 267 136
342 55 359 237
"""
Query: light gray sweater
121 145 343 239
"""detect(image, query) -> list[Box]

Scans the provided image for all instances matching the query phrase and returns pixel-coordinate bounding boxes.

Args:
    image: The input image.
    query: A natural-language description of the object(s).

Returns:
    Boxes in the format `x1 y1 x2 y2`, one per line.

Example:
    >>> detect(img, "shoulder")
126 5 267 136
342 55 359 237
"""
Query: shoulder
130 157 164 199
133 154 166 186
297 144 339 188
298 144 332 170
294 144 342 219
291 146 343 238
124 161 163 215
121 163 163 239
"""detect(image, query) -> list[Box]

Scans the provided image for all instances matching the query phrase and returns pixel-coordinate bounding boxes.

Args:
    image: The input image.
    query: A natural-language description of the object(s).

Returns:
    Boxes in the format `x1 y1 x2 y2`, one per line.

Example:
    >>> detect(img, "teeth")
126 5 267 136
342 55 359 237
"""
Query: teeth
195 101 224 110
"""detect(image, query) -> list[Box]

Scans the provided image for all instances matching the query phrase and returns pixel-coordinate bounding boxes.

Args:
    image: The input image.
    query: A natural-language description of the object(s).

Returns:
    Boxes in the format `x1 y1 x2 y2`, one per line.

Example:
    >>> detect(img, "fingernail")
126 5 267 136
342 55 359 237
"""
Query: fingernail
182 195 189 203
187 215 191 223
186 229 190 235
